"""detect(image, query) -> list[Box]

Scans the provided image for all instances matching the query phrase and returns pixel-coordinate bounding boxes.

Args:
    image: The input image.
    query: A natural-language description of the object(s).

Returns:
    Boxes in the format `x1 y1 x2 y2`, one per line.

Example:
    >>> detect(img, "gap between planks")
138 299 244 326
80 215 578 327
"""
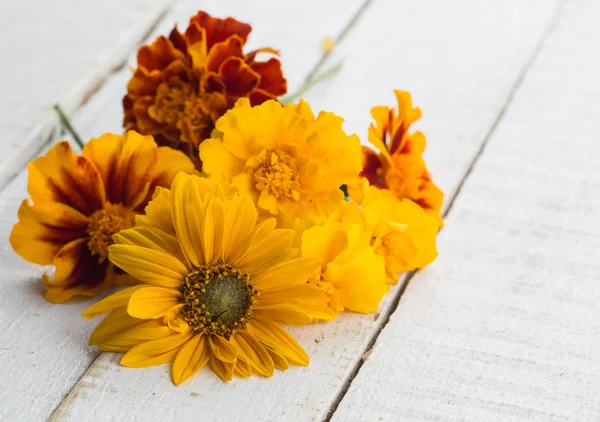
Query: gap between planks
323 1 566 420
47 2 374 420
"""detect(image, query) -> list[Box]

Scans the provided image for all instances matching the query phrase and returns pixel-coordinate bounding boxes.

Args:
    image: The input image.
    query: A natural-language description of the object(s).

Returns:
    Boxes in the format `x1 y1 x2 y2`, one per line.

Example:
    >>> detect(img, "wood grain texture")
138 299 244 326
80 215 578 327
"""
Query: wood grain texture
331 0 600 420
49 1 561 421
0 0 174 191
0 1 366 421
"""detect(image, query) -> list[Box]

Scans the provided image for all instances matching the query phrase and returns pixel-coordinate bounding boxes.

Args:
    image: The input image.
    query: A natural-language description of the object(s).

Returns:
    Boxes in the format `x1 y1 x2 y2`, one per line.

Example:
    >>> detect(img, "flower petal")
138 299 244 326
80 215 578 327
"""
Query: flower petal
172 334 211 385
27 141 105 215
246 316 309 366
113 226 187 268
10 200 87 265
128 287 182 319
171 173 204 266
254 304 313 326
83 285 147 319
234 357 252 377
121 330 194 368
258 283 326 305
231 331 274 377
82 131 158 209
222 195 257 263
108 244 187 287
99 319 174 353
210 353 235 381
202 195 225 265
250 257 321 291
208 335 238 363
266 348 289 370
136 187 175 236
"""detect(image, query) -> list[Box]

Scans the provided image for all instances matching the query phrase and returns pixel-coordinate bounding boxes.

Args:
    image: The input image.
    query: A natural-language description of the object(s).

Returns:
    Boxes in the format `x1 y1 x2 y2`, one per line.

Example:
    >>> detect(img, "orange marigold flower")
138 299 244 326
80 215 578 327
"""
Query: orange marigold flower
360 90 443 223
123 11 287 169
9 131 194 303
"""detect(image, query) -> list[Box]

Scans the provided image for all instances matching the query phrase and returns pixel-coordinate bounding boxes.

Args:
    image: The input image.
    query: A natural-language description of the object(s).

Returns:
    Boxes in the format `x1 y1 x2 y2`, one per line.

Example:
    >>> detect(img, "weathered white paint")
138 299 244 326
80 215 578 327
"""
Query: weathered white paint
48 1 561 421
0 0 175 191
0 1 366 421
332 0 600 420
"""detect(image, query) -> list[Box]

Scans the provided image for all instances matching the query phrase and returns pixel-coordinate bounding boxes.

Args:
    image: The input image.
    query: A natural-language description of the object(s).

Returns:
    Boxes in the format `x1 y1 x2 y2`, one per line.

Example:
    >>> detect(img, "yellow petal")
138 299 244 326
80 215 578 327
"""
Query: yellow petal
113 226 188 269
234 357 252 378
199 137 243 182
89 306 141 345
222 195 257 263
121 330 194 368
254 304 312 326
172 334 211 385
251 257 321 290
231 331 274 377
210 353 235 381
266 347 289 370
153 146 195 190
108 244 186 288
237 229 295 275
246 316 309 366
202 196 225 265
136 187 175 236
99 320 174 352
171 173 204 266
258 283 326 305
82 285 147 319
301 222 348 266
208 335 238 363
127 287 182 319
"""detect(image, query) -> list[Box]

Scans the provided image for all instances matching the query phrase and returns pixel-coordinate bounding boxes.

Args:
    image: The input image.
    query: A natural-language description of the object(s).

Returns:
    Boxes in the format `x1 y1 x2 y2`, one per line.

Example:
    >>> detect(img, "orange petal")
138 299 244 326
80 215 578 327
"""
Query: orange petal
189 11 251 50
10 200 87 265
27 141 105 215
205 35 244 73
251 58 287 96
82 131 159 209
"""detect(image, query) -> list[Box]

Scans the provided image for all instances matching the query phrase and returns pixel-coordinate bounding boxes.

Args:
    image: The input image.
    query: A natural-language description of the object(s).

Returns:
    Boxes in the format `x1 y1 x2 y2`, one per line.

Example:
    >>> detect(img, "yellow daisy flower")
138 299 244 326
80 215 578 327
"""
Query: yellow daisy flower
10 131 194 303
340 179 439 283
301 220 388 317
199 98 362 227
83 172 331 384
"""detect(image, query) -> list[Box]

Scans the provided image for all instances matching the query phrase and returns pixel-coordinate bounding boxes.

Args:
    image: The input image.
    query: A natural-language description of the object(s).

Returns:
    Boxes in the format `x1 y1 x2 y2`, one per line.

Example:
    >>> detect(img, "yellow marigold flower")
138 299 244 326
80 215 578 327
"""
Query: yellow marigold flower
301 220 388 317
9 132 194 303
341 180 439 283
123 10 287 169
200 98 362 227
83 172 332 384
360 90 443 224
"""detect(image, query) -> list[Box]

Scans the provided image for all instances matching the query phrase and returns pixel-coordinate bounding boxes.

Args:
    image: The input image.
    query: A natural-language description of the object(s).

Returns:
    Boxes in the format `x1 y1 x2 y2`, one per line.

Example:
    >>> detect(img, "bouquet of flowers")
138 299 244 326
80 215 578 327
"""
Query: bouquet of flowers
10 11 442 384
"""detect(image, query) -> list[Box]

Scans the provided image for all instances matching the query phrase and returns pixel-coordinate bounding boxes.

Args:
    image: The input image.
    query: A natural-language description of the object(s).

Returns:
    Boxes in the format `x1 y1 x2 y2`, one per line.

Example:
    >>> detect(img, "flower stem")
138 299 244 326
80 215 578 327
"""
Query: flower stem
281 61 343 104
53 104 85 149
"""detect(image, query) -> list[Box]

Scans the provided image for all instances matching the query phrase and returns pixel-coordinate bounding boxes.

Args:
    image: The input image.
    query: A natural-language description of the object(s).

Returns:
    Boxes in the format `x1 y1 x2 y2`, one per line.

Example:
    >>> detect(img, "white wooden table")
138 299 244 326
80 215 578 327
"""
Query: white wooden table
1 0 599 420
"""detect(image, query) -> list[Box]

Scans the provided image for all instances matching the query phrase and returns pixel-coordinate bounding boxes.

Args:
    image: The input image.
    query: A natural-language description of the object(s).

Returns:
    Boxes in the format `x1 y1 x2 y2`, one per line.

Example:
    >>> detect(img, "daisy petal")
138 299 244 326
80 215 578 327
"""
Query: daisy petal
234 357 252 378
210 354 235 381
99 320 173 353
208 335 238 363
121 330 194 368
113 226 188 267
231 331 274 377
257 283 326 305
83 285 147 319
222 195 257 263
266 347 289 370
202 196 225 265
247 316 309 366
108 244 186 287
254 304 312 326
128 287 182 319
172 334 211 385
251 257 321 290
171 173 204 266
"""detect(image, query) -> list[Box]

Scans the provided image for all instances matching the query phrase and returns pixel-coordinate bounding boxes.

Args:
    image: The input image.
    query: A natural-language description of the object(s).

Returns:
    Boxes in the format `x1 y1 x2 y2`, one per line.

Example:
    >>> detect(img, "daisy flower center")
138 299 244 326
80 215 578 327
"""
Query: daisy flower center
87 203 135 263
253 149 301 200
181 264 258 338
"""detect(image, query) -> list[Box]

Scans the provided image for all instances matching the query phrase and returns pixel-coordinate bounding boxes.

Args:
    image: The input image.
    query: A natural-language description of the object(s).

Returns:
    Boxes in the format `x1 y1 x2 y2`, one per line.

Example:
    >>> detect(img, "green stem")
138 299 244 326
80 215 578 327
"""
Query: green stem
53 104 84 149
281 61 343 104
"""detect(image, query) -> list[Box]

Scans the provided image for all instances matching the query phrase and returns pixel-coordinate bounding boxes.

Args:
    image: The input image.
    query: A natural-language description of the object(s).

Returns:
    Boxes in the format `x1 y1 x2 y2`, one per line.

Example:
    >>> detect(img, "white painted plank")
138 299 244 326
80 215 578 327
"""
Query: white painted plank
50 1 560 421
331 0 600 420
0 0 174 190
0 1 366 420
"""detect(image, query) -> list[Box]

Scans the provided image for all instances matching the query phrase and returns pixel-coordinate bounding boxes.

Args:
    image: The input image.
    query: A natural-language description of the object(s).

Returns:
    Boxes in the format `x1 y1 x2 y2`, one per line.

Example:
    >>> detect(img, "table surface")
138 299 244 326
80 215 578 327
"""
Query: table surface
1 0 599 421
